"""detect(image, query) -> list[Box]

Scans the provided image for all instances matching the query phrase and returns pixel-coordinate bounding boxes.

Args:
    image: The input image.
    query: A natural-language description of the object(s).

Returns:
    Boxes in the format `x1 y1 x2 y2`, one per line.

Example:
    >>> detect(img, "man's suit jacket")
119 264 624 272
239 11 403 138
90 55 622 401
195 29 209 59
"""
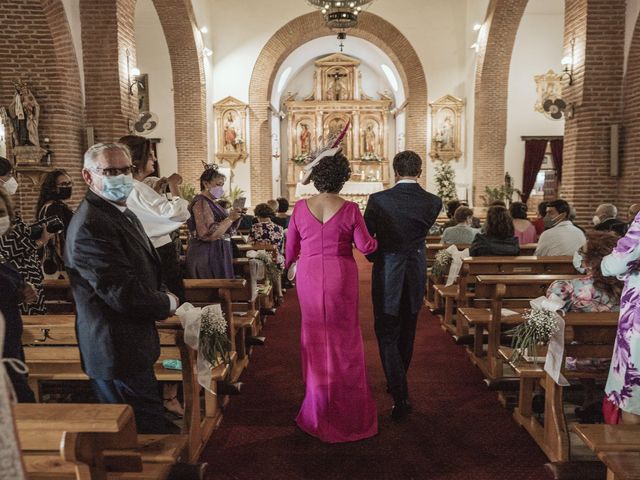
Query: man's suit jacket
364 182 441 316
64 190 171 380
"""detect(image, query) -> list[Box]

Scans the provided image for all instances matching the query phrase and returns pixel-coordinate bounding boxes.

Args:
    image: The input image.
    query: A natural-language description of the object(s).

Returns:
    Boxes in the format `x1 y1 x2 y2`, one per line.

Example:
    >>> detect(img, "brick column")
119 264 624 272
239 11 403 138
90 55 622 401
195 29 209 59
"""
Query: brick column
80 0 138 143
472 0 528 206
561 0 625 222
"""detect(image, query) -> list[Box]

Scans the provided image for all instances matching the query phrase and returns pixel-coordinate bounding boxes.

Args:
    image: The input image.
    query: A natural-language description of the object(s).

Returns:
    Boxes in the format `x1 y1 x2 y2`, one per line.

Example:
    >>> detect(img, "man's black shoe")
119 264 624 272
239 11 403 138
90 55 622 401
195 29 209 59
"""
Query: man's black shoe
391 400 412 420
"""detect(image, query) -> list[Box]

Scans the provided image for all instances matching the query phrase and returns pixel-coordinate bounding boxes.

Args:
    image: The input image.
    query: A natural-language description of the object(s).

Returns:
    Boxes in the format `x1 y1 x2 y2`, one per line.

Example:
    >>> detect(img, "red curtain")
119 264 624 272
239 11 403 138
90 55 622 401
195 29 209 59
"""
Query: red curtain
521 139 548 203
550 139 564 184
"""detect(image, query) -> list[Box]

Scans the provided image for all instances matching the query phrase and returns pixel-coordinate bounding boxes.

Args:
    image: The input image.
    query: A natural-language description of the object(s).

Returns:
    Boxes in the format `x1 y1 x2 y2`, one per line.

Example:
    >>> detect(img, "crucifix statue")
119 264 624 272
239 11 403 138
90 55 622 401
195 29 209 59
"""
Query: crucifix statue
327 70 348 101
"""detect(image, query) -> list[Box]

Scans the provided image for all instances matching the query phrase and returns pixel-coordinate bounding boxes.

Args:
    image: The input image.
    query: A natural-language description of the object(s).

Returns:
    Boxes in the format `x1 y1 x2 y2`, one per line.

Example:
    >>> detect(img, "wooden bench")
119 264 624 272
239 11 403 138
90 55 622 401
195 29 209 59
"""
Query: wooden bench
458 274 582 383
16 403 193 479
499 313 618 461
572 424 640 479
21 315 225 461
437 256 574 338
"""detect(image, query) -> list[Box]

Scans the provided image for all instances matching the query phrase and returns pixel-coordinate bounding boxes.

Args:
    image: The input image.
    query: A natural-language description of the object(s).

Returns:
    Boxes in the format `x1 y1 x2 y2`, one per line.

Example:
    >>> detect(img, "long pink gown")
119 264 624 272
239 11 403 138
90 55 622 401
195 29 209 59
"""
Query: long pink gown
285 200 378 443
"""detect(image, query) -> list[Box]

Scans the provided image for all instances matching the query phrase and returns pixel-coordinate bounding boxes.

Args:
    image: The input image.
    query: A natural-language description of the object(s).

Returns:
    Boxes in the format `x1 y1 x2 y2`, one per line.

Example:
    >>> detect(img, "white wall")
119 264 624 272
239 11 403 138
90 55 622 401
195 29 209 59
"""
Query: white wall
135 0 178 176
61 0 84 105
504 1 565 197
625 0 640 75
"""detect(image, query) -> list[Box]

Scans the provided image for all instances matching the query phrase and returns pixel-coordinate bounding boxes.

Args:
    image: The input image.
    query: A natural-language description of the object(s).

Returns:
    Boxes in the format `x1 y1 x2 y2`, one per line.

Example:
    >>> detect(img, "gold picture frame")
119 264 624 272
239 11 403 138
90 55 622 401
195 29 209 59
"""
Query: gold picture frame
214 96 248 167
429 94 464 162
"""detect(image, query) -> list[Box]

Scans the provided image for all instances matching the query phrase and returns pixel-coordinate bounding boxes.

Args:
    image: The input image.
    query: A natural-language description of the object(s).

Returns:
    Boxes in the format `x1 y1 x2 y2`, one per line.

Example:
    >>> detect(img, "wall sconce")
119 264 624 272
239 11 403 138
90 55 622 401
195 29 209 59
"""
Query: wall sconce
202 47 213 58
560 38 575 86
126 49 144 96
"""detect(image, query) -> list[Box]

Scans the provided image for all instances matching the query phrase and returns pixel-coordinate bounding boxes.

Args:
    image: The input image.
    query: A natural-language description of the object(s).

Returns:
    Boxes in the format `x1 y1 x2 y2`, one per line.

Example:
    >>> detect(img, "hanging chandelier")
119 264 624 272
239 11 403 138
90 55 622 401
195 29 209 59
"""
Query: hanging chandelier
307 1 375 35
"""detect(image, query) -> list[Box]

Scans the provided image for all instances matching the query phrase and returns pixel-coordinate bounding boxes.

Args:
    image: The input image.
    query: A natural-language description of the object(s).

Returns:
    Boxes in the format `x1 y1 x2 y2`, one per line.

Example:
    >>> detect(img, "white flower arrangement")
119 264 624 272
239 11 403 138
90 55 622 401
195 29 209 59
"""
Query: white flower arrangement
292 154 308 166
508 308 560 364
247 249 281 278
434 161 457 206
199 305 231 368
432 250 453 277
361 152 382 162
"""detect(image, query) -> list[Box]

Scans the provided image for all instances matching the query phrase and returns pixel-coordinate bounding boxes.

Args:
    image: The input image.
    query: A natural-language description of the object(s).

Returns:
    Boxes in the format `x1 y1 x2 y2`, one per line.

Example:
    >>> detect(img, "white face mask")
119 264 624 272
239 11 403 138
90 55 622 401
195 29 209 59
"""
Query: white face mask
1 177 18 195
0 216 10 236
592 215 601 226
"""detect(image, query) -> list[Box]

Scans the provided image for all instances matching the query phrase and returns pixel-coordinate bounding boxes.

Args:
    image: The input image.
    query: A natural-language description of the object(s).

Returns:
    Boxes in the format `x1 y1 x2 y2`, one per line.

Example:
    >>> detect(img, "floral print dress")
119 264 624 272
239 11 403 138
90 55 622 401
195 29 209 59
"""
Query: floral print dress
601 213 640 416
249 221 285 271
547 277 620 314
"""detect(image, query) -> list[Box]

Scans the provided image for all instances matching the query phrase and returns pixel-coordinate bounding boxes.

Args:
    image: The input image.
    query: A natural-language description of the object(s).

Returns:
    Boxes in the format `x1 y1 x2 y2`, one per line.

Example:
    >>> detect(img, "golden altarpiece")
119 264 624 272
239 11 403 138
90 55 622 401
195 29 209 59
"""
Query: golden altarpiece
284 53 392 201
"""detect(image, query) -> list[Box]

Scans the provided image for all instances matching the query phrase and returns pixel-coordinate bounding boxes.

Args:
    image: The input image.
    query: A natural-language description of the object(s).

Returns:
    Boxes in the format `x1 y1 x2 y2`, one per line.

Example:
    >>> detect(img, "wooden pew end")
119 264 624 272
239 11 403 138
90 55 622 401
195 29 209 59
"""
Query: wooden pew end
484 377 520 392
543 461 606 480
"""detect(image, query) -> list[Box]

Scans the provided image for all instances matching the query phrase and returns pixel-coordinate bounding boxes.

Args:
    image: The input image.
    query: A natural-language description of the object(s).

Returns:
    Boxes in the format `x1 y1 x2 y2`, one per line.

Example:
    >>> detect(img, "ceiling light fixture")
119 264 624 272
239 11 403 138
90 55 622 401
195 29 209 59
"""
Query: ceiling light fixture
306 0 375 48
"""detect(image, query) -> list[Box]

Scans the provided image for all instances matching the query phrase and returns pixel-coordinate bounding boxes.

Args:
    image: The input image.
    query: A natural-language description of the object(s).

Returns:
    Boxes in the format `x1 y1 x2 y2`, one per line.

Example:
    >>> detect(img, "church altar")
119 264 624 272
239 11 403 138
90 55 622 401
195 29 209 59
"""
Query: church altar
295 181 385 198
284 53 392 202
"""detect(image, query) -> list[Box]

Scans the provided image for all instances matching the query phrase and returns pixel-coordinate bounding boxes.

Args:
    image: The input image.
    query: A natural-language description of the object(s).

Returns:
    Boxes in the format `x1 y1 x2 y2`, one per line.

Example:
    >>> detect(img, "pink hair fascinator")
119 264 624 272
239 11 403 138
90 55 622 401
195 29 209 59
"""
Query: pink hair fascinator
301 121 350 185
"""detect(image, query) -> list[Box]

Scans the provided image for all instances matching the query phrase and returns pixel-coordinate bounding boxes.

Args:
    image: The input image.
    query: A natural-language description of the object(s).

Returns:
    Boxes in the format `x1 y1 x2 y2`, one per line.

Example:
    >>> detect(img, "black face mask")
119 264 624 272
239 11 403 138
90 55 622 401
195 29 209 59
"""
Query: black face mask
56 186 72 200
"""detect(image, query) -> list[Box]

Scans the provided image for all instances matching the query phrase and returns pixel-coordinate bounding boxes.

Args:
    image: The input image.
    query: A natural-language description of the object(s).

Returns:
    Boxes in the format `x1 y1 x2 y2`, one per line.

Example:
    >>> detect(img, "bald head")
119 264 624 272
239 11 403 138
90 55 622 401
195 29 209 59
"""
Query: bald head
595 204 617 222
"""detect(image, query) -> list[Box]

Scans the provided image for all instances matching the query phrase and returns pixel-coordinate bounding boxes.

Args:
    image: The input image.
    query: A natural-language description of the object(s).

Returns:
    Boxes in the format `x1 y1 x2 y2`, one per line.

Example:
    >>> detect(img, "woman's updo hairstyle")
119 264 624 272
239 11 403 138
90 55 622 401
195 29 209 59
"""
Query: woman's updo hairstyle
199 164 225 191
309 152 351 193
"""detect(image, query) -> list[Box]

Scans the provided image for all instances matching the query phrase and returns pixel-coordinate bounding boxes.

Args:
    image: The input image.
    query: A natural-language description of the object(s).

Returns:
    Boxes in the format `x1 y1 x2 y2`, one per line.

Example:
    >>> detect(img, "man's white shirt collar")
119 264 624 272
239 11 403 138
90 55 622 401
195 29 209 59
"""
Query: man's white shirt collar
396 179 418 184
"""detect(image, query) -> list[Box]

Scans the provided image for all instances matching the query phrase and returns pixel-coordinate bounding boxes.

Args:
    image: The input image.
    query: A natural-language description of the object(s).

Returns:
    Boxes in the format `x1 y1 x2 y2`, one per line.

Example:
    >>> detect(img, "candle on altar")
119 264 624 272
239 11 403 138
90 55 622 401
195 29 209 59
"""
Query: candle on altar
299 171 303 181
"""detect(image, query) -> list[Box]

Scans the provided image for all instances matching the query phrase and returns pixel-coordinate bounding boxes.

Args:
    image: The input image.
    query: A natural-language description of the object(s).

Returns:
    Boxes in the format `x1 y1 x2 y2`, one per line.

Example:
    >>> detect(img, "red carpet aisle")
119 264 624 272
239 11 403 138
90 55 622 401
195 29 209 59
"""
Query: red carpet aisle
201 253 548 479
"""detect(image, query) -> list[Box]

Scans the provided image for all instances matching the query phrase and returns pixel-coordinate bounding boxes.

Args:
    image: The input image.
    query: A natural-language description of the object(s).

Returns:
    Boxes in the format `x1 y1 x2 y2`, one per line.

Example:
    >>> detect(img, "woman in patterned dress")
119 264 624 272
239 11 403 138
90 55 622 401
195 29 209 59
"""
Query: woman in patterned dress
601 211 640 424
249 203 285 304
0 157 51 314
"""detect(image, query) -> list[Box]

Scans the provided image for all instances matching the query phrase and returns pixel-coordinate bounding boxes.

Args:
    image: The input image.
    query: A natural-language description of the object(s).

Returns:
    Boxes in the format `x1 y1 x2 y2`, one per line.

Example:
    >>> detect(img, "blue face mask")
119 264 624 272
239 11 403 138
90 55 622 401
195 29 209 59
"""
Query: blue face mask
573 251 586 274
100 174 134 203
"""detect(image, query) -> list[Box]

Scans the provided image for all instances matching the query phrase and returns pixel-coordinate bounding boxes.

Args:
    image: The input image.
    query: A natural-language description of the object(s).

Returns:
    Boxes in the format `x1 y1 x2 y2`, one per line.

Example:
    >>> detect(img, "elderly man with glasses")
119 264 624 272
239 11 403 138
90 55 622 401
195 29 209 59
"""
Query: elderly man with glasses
64 142 180 434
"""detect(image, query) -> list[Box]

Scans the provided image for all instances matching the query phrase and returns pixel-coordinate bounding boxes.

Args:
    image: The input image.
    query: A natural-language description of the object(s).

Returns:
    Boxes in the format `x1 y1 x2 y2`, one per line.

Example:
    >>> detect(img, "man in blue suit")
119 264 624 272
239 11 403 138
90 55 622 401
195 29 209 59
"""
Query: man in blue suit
364 151 442 420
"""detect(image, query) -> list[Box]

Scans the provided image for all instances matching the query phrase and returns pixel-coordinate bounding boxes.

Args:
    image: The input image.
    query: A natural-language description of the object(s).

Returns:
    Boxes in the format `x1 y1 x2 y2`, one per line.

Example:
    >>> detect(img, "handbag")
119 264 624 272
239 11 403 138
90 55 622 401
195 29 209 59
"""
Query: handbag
287 262 297 282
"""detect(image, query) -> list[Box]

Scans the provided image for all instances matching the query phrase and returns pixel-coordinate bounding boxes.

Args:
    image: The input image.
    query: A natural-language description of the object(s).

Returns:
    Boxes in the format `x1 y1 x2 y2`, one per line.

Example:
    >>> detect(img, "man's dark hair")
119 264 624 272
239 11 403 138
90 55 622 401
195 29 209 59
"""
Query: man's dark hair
310 153 351 193
547 199 571 216
254 203 275 219
454 206 474 224
276 197 289 213
509 202 528 220
491 200 506 207
446 200 461 219
393 150 422 177
537 201 548 217
485 205 514 239
0 156 13 177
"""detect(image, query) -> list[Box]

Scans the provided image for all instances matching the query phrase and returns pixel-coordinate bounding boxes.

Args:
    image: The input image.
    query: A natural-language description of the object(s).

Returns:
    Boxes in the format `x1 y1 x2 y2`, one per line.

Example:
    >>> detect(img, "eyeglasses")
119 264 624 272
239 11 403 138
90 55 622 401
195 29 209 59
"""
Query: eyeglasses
88 166 133 177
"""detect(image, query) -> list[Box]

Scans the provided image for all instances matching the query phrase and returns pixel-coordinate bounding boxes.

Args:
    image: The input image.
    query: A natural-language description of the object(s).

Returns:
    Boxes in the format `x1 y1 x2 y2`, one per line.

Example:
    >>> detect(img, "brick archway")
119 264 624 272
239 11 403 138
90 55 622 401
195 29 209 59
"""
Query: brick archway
472 0 528 205
80 0 207 184
248 11 428 204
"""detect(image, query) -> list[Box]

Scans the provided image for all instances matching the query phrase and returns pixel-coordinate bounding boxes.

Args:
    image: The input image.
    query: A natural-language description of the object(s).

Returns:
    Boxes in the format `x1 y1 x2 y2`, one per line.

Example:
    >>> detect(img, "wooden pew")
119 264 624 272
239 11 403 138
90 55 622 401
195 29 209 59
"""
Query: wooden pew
572 424 640 480
457 274 582 383
499 313 618 461
21 315 224 461
16 403 191 479
436 256 575 338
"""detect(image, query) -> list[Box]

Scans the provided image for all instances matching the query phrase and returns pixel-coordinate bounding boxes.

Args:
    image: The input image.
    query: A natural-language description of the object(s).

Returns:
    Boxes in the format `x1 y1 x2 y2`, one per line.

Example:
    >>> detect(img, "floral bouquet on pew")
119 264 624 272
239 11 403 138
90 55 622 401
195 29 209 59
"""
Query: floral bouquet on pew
507 307 560 364
175 303 232 393
432 249 452 277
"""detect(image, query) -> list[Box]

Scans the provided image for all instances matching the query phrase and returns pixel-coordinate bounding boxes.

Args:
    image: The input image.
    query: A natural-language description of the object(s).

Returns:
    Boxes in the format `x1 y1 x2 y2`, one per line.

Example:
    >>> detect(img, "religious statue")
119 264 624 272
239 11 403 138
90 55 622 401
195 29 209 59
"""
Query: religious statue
364 124 376 154
440 114 454 149
326 70 348 101
6 81 40 147
223 112 237 152
299 123 311 154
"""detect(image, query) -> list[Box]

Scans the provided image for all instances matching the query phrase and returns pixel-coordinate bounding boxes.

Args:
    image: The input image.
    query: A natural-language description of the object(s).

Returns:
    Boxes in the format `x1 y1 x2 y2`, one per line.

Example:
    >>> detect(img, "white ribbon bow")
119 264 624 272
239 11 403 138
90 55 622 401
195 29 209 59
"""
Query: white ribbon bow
445 245 470 287
530 295 570 386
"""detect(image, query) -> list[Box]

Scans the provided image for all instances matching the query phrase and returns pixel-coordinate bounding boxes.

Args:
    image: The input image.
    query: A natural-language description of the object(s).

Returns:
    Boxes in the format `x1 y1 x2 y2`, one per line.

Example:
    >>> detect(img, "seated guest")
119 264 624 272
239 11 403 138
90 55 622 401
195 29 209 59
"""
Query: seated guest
441 206 477 245
509 202 537 245
274 197 291 229
470 205 520 256
249 203 285 303
267 199 279 213
547 231 621 313
535 199 586 256
628 203 640 222
441 199 461 230
0 156 51 314
532 201 548 237
0 186 35 402
65 143 180 434
186 165 242 279
593 203 626 237
36 169 75 278
120 135 190 418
